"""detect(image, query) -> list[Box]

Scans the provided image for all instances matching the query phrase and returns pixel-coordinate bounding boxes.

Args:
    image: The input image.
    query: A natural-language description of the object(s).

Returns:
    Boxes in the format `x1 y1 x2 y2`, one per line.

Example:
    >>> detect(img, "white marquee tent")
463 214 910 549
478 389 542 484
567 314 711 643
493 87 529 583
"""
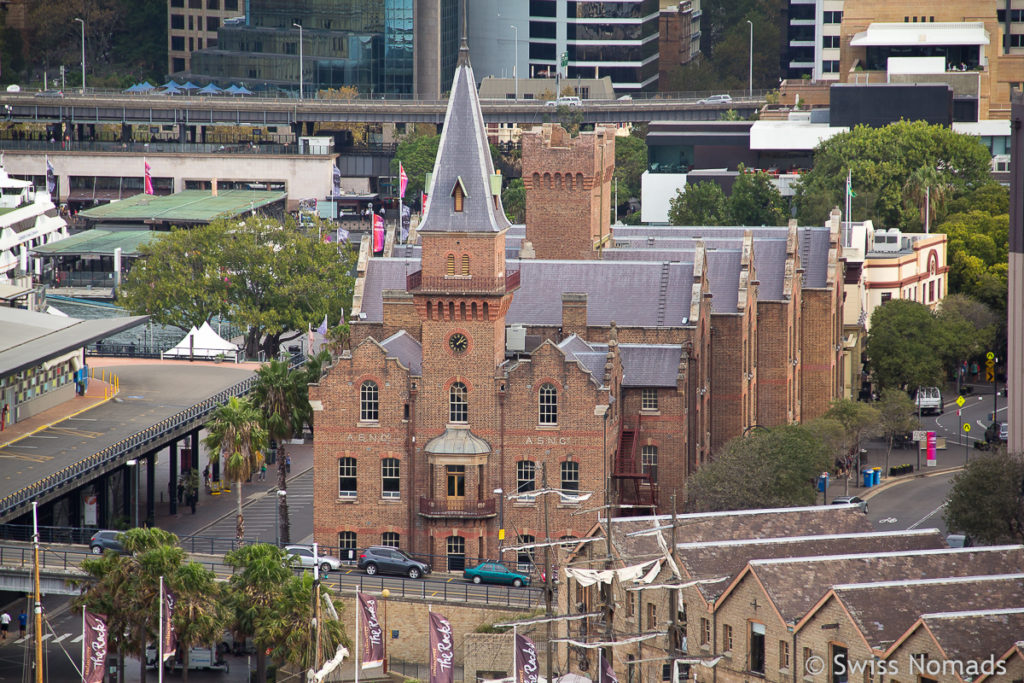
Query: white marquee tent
162 321 239 361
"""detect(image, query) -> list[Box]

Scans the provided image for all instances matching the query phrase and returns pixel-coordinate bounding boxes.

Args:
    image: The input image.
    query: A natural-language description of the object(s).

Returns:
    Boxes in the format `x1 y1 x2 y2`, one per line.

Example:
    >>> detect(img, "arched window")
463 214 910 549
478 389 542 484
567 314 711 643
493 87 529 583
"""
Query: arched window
339 531 357 550
532 172 541 189
555 173 562 189
437 300 445 320
338 457 357 497
560 461 580 500
449 382 468 423
460 302 467 320
454 184 464 212
576 173 584 189
446 253 456 276
382 532 400 548
482 302 489 319
427 301 434 320
448 301 455 319
567 174 574 190
360 381 378 422
461 254 470 275
471 302 478 320
539 383 558 424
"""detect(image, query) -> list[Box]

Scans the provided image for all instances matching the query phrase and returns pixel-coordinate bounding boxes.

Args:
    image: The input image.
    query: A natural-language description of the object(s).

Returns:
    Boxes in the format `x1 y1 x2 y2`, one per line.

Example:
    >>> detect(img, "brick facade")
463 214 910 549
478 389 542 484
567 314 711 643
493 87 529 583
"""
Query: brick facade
522 125 616 260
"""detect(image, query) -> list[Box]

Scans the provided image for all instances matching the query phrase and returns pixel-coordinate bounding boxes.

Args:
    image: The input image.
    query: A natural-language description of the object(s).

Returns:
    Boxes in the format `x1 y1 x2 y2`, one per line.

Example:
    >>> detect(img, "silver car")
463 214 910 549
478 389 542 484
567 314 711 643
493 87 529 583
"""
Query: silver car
285 545 343 573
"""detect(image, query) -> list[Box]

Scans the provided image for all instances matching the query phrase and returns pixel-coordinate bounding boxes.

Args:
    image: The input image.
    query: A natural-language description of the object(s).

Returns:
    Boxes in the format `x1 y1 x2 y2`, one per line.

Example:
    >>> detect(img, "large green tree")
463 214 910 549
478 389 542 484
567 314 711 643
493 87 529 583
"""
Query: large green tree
935 294 998 375
875 389 919 475
119 216 356 358
944 453 1024 545
173 562 226 683
257 572 350 673
613 133 648 202
728 168 787 226
794 121 992 229
936 209 1009 311
393 133 440 203
501 178 526 224
667 181 728 226
204 396 268 541
865 300 946 391
686 425 831 511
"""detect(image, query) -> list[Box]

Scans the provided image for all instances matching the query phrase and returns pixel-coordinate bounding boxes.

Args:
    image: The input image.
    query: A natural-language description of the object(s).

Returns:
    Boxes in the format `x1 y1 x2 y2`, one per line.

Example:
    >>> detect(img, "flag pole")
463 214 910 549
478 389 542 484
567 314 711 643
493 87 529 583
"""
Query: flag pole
81 607 86 682
354 591 360 683
158 575 164 683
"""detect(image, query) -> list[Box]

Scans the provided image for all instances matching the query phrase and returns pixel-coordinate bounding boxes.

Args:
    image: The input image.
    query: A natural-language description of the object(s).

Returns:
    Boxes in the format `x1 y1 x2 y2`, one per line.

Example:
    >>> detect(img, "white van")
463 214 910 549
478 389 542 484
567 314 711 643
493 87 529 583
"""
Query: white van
6 84 20 93
914 386 943 415
546 96 582 107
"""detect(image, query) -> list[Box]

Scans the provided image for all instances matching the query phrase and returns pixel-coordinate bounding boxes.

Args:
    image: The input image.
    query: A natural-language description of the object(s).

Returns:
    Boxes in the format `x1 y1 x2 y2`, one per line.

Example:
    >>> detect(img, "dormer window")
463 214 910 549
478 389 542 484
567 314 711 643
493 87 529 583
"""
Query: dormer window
451 176 468 213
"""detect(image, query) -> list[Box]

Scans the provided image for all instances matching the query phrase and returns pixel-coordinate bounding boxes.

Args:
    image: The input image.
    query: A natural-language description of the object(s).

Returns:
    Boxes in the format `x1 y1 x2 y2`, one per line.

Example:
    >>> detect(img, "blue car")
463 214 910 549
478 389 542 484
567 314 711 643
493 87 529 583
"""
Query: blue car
463 561 531 587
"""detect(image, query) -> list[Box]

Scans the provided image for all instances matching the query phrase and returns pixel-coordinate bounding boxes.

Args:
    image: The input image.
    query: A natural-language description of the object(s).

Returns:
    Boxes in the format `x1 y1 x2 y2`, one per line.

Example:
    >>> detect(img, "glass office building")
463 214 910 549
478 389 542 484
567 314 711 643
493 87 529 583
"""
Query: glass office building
184 0 458 97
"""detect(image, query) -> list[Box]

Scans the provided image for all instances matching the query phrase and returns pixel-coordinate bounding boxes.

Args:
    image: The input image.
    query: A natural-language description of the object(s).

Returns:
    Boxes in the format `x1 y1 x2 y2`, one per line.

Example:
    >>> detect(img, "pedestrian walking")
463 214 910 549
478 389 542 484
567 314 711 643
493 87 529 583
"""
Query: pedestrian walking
177 481 185 505
259 464 267 481
1 612 10 639
285 455 291 474
18 612 26 638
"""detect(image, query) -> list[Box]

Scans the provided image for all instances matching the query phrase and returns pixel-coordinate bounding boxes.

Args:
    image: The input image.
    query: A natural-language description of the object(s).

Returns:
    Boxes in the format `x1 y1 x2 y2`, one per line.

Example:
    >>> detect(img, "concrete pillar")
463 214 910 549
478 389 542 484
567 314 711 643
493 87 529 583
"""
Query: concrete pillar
146 453 156 526
97 473 109 529
169 441 179 515
178 123 187 143
122 467 132 521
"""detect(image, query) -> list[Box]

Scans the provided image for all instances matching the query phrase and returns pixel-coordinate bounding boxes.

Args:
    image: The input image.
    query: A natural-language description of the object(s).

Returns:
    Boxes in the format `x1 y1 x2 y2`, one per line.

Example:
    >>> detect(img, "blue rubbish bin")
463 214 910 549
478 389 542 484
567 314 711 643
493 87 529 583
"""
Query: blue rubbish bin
872 467 881 486
862 469 873 488
817 473 829 492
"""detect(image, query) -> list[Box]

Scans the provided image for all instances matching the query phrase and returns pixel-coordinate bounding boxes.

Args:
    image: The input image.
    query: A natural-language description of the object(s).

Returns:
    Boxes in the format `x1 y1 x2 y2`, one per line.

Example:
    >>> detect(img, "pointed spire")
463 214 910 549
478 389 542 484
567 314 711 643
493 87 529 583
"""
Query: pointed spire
458 1 470 67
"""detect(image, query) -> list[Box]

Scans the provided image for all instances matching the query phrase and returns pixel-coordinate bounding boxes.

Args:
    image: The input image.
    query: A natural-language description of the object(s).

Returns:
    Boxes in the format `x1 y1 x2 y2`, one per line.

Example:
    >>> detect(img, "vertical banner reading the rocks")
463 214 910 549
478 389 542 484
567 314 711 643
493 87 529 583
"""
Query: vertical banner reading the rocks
81 610 108 683
514 633 539 683
358 592 384 669
428 612 454 683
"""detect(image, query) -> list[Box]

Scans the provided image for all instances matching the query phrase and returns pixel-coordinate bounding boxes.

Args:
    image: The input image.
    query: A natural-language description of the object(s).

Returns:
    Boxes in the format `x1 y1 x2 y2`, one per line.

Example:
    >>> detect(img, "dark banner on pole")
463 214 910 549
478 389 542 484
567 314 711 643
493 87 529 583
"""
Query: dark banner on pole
162 588 177 661
514 633 540 683
358 592 385 669
600 649 619 683
428 612 454 683
82 610 108 683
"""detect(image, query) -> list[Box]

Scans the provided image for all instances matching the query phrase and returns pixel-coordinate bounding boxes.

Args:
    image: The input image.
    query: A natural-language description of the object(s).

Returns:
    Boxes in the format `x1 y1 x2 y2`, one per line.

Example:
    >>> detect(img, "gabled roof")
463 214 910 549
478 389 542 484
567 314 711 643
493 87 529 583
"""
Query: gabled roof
380 330 422 376
826 574 1024 651
557 335 608 385
743 546 1024 627
676 529 945 602
417 41 510 234
886 608 1024 665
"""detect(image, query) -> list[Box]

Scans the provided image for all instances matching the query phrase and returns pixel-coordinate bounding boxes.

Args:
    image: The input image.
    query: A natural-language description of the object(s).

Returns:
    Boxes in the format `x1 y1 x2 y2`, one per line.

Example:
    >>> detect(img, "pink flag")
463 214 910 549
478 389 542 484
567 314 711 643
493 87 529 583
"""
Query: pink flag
515 633 540 683
144 160 154 195
82 610 108 683
358 592 385 669
600 649 618 683
373 213 385 253
399 162 408 199
428 612 454 683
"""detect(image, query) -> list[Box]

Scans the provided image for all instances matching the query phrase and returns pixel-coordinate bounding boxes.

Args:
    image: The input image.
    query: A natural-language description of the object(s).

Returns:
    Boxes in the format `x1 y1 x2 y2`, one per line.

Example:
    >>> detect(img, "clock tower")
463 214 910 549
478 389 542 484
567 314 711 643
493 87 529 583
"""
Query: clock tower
407 35 517 559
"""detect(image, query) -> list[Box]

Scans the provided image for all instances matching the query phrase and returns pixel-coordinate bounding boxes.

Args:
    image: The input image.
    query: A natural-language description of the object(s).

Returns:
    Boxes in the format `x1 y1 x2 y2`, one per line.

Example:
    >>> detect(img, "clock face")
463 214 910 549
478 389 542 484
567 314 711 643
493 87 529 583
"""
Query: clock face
448 333 469 354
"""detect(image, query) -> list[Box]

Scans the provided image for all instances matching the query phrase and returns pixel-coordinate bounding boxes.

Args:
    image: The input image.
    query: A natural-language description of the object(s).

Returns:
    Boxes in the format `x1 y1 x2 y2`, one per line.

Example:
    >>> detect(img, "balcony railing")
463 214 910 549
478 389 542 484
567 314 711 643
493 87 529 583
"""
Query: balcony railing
406 269 520 294
418 497 497 519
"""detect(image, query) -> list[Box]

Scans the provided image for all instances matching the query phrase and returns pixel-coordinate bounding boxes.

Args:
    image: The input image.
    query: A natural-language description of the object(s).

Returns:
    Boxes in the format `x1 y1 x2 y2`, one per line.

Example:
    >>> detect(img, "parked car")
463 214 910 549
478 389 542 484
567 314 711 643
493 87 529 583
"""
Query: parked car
913 386 943 415
985 421 1008 444
464 561 531 588
357 546 431 579
831 496 868 513
285 545 343 574
697 94 732 105
89 530 125 555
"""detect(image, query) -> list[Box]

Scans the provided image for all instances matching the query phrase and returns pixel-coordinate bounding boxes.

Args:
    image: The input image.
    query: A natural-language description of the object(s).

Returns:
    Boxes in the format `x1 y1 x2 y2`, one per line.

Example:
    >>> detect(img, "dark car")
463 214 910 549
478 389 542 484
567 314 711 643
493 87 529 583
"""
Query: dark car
89 530 125 554
357 546 431 579
985 421 1008 444
831 496 868 513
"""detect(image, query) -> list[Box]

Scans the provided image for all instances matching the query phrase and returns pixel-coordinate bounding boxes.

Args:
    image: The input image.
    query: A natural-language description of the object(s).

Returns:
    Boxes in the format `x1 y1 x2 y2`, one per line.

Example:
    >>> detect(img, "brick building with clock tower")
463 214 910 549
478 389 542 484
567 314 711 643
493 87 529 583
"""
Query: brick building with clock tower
310 35 843 571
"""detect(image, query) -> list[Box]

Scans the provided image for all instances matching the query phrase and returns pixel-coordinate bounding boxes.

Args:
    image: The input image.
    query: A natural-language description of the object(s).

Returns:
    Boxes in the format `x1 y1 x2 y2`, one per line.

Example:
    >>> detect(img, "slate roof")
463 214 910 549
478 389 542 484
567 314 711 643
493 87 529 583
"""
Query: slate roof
830 574 1024 650
380 330 422 376
799 226 832 288
416 42 510 235
619 344 683 387
915 608 1024 663
705 249 742 313
359 258 419 321
604 505 874 565
675 529 946 602
755 546 1024 626
557 336 608 384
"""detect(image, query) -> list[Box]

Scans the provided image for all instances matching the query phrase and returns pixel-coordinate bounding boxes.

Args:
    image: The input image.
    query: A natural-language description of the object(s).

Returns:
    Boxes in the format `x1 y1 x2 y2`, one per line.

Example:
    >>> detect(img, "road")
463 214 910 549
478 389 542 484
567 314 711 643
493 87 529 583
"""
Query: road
867 469 958 534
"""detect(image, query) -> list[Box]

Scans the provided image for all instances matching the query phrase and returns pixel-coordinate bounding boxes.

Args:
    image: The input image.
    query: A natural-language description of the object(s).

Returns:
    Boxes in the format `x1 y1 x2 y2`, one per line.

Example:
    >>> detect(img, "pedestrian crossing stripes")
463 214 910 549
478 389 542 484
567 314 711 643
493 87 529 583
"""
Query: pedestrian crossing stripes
10 633 81 645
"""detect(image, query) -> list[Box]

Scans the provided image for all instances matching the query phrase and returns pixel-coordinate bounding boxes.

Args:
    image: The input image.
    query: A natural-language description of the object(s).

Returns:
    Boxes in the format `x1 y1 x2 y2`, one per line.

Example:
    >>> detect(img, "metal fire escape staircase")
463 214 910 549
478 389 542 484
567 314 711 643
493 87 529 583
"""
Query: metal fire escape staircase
612 426 658 515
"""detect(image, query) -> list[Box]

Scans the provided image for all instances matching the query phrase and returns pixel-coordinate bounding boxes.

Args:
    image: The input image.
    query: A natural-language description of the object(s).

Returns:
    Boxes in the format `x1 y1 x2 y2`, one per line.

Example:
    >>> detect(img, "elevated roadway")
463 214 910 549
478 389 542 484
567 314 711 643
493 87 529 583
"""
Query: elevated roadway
2 91 766 127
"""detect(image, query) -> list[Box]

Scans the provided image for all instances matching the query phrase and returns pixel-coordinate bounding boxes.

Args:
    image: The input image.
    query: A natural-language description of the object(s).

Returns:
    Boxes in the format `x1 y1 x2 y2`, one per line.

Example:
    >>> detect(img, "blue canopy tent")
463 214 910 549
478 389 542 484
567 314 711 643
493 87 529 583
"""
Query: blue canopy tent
123 83 145 93
234 85 253 95
180 81 200 91
160 84 183 95
160 80 183 90
224 84 242 94
198 83 223 95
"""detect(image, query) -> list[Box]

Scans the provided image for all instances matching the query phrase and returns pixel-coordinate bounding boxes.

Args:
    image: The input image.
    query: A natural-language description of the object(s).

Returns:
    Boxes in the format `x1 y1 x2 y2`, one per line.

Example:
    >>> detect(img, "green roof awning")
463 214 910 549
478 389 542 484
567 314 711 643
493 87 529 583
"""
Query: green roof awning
31 230 157 257
78 190 287 224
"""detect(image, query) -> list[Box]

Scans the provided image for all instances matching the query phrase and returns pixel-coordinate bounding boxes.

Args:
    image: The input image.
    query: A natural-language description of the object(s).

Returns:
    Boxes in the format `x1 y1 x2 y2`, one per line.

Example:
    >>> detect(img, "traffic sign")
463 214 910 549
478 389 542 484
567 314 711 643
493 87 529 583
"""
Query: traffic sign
956 395 965 408
986 368 995 382
987 351 995 360
963 423 971 433
986 359 995 368
912 430 926 441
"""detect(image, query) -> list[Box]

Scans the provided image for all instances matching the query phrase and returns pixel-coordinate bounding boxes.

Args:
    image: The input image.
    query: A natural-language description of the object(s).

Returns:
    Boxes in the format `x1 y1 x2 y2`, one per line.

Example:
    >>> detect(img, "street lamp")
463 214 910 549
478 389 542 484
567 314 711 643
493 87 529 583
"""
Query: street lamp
747 20 753 98
126 459 138 528
493 488 504 552
74 18 86 93
380 588 390 672
293 23 303 100
510 25 518 101
275 489 287 546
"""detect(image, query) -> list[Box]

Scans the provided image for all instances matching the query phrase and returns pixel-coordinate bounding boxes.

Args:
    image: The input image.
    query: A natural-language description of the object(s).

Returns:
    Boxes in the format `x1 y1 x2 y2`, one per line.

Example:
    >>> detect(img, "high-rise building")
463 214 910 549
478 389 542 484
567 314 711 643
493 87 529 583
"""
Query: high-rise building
468 0 664 95
167 0 243 76
179 0 460 98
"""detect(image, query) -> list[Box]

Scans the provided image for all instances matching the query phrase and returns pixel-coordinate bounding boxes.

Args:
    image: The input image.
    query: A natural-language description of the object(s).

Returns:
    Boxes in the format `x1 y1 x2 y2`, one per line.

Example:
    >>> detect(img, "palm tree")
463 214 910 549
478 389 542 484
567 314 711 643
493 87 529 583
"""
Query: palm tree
172 562 226 683
204 396 268 541
224 544 295 683
903 166 950 232
253 359 302 545
258 572 349 675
